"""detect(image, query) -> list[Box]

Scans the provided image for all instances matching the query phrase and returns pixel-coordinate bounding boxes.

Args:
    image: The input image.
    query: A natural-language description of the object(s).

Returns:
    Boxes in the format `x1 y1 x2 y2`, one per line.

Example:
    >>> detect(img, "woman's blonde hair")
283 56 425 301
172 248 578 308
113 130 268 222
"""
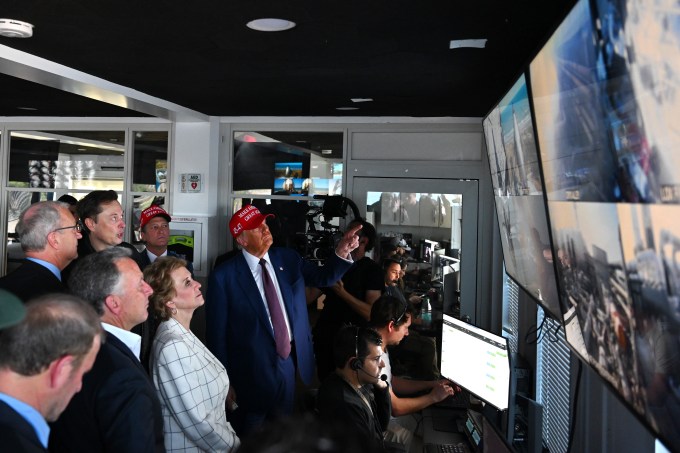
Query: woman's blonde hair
143 256 187 321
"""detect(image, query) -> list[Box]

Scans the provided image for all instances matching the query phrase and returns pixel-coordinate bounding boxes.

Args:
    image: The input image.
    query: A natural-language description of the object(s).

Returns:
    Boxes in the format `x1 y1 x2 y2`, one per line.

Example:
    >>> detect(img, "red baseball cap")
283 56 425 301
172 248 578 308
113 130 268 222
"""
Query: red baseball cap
229 204 274 238
140 205 172 231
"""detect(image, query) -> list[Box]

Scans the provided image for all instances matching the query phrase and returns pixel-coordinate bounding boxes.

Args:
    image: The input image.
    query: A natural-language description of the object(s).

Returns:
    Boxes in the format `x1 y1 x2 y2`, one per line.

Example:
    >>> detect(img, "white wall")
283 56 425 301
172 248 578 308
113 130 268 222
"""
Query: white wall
171 118 220 216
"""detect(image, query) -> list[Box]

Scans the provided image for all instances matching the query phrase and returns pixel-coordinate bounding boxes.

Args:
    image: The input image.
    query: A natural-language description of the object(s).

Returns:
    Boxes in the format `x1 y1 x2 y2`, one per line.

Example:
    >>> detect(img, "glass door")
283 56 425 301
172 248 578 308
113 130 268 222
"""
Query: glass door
352 177 479 323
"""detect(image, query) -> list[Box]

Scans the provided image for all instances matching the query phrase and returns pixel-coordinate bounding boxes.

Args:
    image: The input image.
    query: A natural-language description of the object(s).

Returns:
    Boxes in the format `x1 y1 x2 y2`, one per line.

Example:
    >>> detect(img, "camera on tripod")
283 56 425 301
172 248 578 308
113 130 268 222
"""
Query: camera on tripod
297 195 360 263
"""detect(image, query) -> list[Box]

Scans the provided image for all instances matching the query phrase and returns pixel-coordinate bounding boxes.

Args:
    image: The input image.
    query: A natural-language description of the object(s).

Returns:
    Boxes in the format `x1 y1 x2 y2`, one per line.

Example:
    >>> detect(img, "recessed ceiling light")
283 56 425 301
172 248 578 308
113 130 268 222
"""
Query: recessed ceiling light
351 98 373 103
449 39 487 49
321 149 333 155
247 18 296 32
336 107 359 111
0 19 33 38
17 106 38 111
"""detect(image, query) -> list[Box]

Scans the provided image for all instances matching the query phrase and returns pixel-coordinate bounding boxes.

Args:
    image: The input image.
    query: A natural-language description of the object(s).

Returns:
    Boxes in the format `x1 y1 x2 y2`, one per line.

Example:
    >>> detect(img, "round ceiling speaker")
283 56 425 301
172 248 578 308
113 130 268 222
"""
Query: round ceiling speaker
0 19 34 38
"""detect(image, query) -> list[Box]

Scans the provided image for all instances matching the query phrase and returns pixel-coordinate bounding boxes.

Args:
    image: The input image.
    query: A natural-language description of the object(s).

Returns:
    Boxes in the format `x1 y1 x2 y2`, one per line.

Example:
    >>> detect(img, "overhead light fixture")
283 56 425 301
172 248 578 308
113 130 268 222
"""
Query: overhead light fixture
351 98 373 103
17 106 38 111
321 149 333 155
336 107 359 111
0 19 33 38
449 39 487 49
247 18 296 32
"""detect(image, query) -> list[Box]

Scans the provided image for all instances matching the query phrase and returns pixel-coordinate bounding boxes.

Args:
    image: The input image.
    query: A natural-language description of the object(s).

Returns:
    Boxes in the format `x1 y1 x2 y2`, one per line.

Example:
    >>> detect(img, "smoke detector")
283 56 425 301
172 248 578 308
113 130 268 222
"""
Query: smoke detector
0 19 34 38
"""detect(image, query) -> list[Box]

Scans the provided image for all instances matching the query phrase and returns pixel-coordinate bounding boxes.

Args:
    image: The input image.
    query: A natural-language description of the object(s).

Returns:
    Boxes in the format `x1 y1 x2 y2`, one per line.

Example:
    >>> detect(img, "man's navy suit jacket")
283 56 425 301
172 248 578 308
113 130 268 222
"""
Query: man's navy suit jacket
0 259 65 302
49 332 165 453
0 400 47 453
206 247 351 413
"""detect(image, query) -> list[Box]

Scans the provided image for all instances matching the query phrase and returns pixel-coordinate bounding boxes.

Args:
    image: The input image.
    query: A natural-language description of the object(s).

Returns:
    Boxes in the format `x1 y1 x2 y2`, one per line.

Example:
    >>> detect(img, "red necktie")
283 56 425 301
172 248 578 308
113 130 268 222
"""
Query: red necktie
259 259 291 358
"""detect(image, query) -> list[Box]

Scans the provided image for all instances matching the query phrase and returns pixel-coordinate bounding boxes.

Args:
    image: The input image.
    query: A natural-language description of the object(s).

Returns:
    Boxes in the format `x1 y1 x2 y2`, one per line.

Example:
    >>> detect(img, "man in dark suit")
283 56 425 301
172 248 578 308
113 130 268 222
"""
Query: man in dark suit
49 248 165 452
137 205 193 273
206 204 361 435
0 201 81 301
0 292 102 453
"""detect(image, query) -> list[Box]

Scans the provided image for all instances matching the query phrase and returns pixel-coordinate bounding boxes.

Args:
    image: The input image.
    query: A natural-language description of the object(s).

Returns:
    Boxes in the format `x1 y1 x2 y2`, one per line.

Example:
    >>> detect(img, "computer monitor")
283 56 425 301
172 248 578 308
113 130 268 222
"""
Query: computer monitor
430 249 447 282
421 239 438 264
440 314 511 411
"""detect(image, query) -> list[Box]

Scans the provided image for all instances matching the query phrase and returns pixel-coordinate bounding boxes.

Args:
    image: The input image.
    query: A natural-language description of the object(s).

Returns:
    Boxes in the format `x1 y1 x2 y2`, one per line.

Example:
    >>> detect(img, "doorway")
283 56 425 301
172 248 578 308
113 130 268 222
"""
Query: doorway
352 177 479 323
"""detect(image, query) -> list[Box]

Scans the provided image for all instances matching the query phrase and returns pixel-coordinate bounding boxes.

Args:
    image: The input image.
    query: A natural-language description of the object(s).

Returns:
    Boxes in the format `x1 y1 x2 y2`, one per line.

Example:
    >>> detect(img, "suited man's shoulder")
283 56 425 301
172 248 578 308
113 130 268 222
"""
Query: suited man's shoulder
0 260 65 301
0 401 47 453
268 246 303 262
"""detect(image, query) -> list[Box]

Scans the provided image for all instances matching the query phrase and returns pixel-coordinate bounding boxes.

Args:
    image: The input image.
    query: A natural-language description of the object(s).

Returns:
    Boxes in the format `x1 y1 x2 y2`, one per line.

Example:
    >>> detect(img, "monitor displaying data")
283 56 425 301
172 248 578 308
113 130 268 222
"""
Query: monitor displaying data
440 314 511 410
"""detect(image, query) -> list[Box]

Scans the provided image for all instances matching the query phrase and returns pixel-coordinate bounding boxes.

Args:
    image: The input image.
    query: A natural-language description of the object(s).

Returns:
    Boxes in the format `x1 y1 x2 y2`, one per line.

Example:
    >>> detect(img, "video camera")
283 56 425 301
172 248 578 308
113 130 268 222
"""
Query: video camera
297 195 361 263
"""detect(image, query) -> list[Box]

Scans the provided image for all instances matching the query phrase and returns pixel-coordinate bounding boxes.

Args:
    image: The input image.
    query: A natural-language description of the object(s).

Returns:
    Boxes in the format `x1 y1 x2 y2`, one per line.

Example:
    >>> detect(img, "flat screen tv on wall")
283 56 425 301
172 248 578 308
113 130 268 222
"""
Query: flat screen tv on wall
483 73 562 321
529 0 680 449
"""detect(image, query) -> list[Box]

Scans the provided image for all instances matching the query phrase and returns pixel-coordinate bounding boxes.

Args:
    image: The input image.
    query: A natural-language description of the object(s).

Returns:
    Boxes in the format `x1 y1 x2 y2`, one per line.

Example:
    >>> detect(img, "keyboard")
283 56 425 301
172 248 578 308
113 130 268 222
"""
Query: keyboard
424 442 469 453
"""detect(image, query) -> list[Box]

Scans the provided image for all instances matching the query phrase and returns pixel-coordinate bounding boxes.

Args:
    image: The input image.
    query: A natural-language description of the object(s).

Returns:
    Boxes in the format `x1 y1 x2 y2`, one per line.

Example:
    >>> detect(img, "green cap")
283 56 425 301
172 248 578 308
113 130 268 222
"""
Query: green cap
0 289 26 330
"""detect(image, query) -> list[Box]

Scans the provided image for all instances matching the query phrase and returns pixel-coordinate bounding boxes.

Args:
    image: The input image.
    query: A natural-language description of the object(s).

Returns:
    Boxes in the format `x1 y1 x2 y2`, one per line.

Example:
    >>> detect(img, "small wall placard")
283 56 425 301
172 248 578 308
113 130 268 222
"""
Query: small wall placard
180 173 202 193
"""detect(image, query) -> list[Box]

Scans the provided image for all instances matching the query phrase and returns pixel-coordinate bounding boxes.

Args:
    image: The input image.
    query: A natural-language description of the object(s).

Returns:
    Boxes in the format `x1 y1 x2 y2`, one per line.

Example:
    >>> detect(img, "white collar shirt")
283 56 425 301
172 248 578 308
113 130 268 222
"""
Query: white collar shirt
102 322 142 360
241 249 292 338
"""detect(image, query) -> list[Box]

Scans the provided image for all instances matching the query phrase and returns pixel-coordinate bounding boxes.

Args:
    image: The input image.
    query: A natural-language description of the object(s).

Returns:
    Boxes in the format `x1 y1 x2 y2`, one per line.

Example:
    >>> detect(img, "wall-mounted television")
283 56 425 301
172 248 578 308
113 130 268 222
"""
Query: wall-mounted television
529 0 680 449
483 74 562 320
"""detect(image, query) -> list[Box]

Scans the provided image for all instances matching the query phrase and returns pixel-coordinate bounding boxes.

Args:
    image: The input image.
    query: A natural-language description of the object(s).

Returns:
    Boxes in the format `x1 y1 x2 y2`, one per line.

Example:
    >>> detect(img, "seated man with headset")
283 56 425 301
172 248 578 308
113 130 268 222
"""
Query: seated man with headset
317 325 399 453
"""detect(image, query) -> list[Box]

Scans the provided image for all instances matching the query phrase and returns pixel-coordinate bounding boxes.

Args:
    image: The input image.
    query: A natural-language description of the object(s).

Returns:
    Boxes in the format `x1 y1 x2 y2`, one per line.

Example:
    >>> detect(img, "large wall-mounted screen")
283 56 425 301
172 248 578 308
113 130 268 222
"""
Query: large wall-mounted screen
483 74 562 320
529 0 680 449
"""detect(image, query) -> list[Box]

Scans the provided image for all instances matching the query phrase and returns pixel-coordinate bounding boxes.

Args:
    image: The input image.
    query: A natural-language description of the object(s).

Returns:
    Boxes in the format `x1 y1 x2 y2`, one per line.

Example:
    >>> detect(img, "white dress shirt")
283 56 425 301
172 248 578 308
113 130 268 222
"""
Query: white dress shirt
102 322 142 360
241 250 293 338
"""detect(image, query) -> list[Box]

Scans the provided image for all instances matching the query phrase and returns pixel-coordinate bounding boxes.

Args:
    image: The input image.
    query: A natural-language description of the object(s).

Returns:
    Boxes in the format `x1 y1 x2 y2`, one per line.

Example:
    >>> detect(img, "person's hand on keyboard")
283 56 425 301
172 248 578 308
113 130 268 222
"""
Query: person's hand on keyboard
429 380 455 403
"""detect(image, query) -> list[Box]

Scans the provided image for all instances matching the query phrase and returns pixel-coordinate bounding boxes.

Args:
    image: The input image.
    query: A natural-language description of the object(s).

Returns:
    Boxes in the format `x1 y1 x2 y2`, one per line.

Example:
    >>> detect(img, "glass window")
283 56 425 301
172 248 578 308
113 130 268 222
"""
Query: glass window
232 131 343 197
9 131 125 191
132 131 169 192
3 127 170 273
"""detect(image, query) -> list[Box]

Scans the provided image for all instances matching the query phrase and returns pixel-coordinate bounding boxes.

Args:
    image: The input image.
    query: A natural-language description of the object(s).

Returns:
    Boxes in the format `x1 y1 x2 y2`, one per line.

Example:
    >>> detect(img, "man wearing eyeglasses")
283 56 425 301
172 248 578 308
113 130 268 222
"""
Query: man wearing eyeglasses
138 205 193 274
0 201 81 302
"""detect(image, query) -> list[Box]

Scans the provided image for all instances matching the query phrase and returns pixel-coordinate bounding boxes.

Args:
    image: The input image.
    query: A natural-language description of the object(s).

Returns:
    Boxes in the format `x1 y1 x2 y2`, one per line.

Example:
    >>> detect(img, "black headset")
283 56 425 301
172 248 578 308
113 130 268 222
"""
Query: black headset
350 326 362 371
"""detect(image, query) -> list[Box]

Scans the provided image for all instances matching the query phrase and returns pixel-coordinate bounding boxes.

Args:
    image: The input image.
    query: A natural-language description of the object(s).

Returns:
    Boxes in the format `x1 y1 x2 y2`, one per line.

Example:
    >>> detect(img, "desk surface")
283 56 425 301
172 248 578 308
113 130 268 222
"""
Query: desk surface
422 406 472 449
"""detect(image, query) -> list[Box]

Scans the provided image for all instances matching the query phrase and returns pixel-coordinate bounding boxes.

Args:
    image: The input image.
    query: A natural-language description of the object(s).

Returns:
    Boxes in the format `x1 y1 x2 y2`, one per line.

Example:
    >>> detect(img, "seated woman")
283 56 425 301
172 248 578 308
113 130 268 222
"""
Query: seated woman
144 257 240 452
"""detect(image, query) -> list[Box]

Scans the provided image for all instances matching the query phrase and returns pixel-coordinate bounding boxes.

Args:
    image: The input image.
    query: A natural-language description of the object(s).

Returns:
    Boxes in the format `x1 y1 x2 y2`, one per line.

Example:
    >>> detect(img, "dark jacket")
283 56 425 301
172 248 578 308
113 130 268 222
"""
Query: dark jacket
0 400 47 453
0 259 66 302
49 332 165 453
317 373 391 453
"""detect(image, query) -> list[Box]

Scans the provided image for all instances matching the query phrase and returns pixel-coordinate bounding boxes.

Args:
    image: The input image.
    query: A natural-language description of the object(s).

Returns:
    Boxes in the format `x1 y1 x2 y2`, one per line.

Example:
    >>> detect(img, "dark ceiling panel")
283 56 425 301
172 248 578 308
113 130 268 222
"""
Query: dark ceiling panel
0 0 576 117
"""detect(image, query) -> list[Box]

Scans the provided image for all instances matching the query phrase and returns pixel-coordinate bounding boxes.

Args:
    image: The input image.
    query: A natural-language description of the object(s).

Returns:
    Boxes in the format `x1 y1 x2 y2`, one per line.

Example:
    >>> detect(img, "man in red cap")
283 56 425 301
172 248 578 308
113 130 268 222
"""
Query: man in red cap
206 204 362 436
138 205 193 274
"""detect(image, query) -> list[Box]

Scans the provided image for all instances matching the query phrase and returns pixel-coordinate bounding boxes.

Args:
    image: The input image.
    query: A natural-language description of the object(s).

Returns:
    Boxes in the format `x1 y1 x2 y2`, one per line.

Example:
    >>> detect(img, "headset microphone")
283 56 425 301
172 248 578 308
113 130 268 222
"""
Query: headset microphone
380 374 388 382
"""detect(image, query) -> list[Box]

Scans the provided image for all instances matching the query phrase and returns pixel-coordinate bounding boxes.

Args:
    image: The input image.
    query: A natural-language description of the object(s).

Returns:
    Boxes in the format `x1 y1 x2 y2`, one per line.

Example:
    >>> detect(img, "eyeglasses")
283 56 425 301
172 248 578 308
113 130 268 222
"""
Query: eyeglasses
53 220 83 234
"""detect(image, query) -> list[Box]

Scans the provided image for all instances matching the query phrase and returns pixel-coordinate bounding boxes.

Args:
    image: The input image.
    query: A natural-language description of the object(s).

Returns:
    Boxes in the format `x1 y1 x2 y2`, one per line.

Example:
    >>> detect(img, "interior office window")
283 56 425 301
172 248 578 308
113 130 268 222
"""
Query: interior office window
536 307 571 453
130 131 169 240
131 131 169 193
232 131 343 198
3 128 170 272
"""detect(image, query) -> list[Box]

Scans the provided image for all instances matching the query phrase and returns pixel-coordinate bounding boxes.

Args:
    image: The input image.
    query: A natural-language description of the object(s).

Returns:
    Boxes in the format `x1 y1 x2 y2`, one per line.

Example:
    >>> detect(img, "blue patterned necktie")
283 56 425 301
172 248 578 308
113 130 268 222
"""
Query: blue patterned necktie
259 259 291 358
